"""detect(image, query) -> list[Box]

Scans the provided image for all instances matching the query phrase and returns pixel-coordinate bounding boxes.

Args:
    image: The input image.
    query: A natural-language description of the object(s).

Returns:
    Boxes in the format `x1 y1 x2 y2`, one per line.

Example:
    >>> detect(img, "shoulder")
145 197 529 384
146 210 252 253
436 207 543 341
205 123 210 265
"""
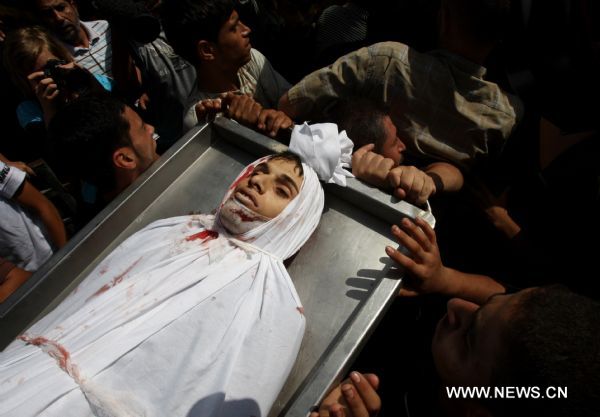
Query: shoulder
0 162 26 199
82 20 110 37
245 48 267 71
366 41 416 62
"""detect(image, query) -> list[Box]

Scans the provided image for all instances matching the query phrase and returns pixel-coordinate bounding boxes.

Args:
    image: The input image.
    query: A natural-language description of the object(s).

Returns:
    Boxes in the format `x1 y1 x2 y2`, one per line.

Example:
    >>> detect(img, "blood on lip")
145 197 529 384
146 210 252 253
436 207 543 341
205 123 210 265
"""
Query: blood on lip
232 209 260 222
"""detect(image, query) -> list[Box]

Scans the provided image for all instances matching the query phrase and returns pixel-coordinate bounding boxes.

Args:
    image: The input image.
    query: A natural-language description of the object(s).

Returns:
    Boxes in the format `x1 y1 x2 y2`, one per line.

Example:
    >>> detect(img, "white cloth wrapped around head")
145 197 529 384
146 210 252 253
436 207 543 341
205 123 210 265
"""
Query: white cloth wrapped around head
216 153 325 261
289 122 354 186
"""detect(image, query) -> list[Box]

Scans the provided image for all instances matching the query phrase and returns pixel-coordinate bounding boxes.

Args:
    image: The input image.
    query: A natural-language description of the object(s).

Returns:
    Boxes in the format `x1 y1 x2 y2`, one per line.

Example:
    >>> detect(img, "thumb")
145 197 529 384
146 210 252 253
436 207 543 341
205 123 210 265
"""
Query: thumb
354 143 375 157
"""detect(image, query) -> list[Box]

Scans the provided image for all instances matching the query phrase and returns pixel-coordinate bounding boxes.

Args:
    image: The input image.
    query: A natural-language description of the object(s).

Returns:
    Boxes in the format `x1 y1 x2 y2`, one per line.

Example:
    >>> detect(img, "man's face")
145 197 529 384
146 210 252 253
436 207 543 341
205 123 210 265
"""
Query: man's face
233 158 303 219
432 291 529 387
214 10 252 70
36 0 81 45
122 106 159 173
378 116 406 166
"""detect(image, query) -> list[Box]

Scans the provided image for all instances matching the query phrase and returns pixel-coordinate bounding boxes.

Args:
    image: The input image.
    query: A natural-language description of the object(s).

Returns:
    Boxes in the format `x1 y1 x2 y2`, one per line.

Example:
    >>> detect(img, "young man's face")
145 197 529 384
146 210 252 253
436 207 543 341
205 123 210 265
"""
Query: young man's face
378 115 407 166
432 291 529 387
214 10 252 70
232 158 303 219
35 0 82 45
122 106 159 173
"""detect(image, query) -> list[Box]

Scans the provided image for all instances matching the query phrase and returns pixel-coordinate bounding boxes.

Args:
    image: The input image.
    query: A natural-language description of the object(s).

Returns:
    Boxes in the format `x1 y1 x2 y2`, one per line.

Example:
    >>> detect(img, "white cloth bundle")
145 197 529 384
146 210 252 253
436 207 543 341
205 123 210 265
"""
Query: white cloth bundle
0 157 324 417
289 122 354 186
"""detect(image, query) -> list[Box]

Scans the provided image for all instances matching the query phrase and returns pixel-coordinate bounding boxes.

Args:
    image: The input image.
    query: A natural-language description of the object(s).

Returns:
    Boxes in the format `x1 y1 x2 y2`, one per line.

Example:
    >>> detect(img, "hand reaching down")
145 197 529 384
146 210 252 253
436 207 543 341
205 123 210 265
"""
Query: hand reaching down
311 372 381 417
386 217 449 297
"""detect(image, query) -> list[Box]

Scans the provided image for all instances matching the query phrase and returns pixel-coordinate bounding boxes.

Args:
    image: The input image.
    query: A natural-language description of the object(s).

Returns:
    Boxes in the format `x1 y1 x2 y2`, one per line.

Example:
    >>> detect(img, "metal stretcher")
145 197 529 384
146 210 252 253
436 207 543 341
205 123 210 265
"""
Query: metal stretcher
0 117 434 417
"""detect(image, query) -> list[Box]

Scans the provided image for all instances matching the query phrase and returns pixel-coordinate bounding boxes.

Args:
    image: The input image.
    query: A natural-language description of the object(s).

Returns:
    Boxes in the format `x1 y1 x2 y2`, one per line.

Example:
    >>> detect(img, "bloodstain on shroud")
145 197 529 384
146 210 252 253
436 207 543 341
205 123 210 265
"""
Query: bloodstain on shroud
18 335 81 382
87 257 143 301
185 230 219 242
228 165 255 191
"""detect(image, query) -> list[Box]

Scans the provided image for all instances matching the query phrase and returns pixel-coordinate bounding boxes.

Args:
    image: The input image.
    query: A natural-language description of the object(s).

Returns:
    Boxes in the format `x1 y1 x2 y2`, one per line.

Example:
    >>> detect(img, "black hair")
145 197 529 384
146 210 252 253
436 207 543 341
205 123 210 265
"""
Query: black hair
330 98 389 154
49 93 131 192
160 0 235 64
442 0 511 44
269 151 304 177
488 285 600 417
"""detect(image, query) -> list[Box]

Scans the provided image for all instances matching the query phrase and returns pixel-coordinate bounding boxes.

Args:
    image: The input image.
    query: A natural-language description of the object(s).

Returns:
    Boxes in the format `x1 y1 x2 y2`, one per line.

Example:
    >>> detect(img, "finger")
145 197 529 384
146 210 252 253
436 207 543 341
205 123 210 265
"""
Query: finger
417 181 434 206
363 373 380 391
208 99 222 111
390 223 424 258
257 109 270 130
385 244 418 272
249 102 262 124
348 372 381 416
47 90 60 100
407 176 424 204
340 384 368 417
393 187 406 200
400 217 432 251
413 216 436 244
220 92 237 107
329 403 346 417
380 157 395 173
269 114 286 136
27 71 45 82
353 143 375 159
399 287 420 297
195 102 207 119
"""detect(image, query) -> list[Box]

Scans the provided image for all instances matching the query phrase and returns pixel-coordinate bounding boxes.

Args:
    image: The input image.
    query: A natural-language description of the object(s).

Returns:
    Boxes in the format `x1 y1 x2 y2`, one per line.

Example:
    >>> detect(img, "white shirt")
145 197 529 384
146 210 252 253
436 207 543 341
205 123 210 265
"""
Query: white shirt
0 162 53 271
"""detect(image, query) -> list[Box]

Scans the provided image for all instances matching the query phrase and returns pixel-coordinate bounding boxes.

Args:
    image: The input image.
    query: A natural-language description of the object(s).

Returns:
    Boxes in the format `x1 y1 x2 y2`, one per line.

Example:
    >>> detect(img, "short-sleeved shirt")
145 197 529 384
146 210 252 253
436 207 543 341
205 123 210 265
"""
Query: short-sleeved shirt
63 20 113 78
183 48 291 132
0 162 53 271
286 42 524 171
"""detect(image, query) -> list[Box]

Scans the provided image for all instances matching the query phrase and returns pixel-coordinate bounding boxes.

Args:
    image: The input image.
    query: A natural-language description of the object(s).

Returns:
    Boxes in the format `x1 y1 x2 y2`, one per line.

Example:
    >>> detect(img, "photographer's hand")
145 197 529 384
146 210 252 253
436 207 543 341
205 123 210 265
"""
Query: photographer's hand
27 71 60 125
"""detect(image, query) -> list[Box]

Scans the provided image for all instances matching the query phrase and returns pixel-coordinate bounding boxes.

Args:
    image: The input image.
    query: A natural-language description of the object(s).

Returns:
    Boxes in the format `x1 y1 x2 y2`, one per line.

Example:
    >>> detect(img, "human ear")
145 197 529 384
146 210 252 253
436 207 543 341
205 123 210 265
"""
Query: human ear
113 147 137 170
196 40 216 61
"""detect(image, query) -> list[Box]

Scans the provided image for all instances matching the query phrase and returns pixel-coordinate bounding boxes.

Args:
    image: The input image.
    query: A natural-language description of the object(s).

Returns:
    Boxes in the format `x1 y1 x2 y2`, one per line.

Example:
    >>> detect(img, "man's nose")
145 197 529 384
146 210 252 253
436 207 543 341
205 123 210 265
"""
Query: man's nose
240 21 251 36
248 174 265 193
397 137 406 151
52 8 65 22
446 298 478 330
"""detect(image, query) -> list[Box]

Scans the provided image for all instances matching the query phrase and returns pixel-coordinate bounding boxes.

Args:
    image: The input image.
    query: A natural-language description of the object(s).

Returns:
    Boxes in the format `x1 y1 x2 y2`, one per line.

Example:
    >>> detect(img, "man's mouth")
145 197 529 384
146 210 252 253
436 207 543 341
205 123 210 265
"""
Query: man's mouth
235 189 257 208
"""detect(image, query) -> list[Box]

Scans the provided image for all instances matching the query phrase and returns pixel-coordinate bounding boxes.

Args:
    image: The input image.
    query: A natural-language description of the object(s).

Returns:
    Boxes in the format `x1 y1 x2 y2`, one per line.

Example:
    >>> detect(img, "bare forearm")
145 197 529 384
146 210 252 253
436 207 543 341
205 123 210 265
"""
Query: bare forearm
439 266 506 305
424 162 464 193
0 265 33 303
16 182 67 249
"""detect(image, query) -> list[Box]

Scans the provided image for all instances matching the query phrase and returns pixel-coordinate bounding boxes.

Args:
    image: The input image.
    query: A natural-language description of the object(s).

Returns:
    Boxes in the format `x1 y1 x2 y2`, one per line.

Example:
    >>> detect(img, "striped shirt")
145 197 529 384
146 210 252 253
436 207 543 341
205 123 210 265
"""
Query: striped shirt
64 20 112 79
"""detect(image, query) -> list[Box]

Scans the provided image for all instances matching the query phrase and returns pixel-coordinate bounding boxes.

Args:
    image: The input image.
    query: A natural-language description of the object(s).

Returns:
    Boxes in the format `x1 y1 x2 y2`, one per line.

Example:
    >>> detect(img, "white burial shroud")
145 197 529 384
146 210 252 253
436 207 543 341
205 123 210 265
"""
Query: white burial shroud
0 156 324 417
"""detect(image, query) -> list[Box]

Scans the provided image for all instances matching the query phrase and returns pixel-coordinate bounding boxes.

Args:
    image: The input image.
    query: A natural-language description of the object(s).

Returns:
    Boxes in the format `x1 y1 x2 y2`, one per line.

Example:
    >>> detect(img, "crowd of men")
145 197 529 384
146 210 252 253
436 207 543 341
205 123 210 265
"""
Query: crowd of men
1 0 599 416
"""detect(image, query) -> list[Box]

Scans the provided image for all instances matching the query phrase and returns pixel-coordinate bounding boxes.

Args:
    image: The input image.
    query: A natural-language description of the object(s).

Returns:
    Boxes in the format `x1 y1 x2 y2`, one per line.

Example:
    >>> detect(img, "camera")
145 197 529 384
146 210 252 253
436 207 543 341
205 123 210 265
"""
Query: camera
42 59 102 98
